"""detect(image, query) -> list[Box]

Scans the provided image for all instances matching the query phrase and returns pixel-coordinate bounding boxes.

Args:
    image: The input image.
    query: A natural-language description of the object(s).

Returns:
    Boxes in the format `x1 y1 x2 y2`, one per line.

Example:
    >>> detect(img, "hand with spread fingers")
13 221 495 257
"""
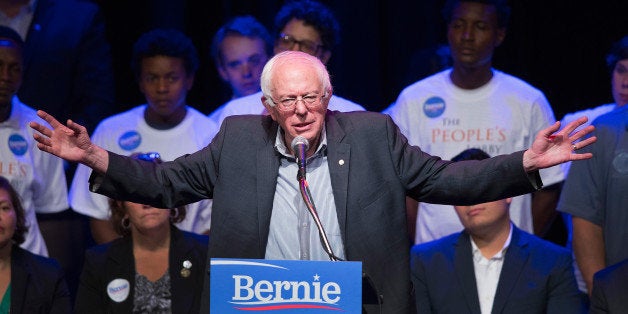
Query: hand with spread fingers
523 116 596 172
29 110 109 174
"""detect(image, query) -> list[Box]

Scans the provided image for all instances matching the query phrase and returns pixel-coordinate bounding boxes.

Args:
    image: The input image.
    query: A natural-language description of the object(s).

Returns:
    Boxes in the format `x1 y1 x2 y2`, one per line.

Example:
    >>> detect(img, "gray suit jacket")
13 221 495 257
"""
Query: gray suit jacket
92 110 540 313
410 226 585 314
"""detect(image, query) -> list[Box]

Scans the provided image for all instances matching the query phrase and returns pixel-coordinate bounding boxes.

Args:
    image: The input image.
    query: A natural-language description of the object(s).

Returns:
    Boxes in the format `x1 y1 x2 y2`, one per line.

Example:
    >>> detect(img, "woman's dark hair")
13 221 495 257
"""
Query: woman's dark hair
0 176 28 244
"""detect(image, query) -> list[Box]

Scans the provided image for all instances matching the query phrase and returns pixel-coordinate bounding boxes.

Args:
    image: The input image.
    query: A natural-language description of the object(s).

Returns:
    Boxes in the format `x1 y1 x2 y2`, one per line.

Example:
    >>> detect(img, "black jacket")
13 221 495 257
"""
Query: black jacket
74 226 208 313
11 245 71 313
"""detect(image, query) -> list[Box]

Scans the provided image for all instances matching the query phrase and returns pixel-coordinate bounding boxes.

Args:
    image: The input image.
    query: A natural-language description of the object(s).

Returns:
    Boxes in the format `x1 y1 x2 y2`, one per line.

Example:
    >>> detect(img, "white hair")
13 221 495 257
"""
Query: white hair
260 51 332 107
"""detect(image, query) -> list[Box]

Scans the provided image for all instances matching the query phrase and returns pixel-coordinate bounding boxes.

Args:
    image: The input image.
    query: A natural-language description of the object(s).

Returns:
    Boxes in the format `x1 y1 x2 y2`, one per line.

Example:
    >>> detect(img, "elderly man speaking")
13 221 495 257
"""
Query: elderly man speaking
30 51 595 313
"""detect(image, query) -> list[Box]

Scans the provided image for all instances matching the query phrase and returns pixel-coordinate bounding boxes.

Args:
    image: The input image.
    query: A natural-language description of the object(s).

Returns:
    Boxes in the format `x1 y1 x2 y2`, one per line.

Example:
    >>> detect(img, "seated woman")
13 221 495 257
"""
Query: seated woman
0 176 71 313
74 153 208 313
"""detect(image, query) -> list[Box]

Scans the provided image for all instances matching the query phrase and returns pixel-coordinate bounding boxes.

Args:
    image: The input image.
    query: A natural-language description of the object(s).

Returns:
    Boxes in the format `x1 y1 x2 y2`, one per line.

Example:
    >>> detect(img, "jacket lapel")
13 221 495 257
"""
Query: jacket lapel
257 117 280 255
169 227 195 314
324 112 350 244
10 247 30 313
454 232 482 314
491 226 529 313
107 237 135 313
23 0 54 68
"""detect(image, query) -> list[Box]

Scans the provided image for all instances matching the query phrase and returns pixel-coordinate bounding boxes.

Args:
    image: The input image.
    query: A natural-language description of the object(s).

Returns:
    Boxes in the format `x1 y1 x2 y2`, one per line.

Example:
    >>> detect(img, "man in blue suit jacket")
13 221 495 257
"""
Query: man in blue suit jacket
17 0 115 133
411 149 585 314
590 259 628 313
29 51 596 313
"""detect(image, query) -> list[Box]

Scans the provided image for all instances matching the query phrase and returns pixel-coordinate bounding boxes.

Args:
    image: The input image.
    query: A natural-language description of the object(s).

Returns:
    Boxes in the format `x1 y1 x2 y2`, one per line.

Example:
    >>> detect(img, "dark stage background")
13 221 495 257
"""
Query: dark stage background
94 0 628 121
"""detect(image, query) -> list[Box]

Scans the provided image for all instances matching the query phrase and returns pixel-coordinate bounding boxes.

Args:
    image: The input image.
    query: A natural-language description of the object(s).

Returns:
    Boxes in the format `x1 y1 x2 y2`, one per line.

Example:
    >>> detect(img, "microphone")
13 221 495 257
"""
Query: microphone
291 136 309 181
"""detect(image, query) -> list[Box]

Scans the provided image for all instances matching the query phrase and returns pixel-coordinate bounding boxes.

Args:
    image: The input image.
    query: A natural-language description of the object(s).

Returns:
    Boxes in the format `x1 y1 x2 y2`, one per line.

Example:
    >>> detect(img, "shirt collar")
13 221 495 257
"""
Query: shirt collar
0 96 22 128
274 125 328 160
470 222 513 261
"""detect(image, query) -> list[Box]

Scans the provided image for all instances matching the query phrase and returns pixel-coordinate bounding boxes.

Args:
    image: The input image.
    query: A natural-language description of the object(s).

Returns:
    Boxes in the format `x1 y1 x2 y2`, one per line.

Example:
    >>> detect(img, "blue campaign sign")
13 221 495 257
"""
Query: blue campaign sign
210 259 362 313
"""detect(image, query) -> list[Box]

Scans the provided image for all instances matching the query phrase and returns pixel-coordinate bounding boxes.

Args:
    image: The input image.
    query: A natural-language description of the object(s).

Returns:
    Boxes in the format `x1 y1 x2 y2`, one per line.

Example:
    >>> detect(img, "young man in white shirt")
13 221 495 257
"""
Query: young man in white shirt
69 29 218 243
387 0 564 245
411 148 585 314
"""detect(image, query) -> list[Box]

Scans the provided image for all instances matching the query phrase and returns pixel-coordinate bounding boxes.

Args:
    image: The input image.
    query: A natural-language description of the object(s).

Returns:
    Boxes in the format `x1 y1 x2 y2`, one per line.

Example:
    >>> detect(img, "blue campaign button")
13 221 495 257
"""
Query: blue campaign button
118 131 141 151
8 134 28 156
423 96 446 118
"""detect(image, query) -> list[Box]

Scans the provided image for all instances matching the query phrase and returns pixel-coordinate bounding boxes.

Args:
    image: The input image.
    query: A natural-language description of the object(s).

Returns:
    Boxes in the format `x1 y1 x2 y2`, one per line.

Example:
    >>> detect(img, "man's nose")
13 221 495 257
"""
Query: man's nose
294 98 309 114
242 64 252 78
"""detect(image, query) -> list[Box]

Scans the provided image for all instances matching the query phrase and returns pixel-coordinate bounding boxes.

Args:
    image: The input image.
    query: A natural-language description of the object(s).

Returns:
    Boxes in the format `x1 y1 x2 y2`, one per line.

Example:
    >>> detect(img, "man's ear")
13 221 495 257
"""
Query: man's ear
261 96 278 121
217 63 229 81
185 74 195 91
494 27 506 48
319 50 332 65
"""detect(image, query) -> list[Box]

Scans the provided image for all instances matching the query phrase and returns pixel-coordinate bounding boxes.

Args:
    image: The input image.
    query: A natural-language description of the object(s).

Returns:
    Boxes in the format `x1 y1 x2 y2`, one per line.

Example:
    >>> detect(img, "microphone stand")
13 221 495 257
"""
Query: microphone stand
295 145 382 312
297 175 343 262
298 171 382 312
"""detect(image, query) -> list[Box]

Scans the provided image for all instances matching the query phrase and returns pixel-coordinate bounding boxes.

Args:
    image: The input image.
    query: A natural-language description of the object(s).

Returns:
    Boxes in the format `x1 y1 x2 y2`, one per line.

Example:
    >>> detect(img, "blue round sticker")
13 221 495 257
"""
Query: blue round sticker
612 151 628 175
8 134 28 156
118 131 141 151
423 96 446 118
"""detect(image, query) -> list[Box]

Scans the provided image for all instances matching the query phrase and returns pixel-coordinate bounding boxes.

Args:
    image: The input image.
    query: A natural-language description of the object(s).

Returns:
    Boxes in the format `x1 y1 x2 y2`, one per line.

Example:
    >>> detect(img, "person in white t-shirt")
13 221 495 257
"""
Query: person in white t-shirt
209 0 364 127
0 26 67 256
69 28 218 244
386 0 564 245
208 15 272 106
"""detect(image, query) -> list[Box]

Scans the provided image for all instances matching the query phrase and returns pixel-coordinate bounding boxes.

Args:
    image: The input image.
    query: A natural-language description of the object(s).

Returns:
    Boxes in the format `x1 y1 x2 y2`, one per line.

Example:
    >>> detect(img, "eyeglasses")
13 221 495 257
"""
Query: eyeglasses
276 34 324 56
134 152 162 163
269 94 326 112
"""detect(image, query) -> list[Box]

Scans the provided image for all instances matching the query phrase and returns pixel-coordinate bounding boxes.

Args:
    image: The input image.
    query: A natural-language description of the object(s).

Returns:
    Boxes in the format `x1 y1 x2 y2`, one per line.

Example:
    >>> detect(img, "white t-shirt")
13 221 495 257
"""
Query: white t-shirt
209 91 366 127
388 69 565 244
0 97 68 256
69 105 218 234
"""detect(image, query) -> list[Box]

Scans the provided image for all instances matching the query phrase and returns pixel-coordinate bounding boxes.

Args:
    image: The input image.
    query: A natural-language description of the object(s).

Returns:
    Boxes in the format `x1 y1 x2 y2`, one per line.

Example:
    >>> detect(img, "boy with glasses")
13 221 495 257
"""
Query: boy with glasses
208 0 364 127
